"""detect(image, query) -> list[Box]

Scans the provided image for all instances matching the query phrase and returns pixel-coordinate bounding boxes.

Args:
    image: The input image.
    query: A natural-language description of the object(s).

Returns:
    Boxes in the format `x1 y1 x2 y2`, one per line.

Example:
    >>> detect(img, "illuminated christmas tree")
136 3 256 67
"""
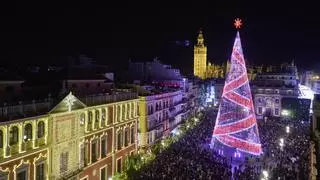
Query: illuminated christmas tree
211 19 262 157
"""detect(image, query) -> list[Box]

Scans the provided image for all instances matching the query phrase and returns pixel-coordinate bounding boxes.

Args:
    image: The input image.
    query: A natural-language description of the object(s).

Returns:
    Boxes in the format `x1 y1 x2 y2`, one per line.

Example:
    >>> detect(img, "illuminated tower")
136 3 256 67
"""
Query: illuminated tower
194 30 207 79
211 19 262 158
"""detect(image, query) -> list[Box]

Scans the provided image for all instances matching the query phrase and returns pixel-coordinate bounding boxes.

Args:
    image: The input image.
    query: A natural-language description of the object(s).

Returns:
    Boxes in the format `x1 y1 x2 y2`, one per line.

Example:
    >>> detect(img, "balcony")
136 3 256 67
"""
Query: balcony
21 140 33 151
9 144 19 155
80 92 138 106
35 137 46 147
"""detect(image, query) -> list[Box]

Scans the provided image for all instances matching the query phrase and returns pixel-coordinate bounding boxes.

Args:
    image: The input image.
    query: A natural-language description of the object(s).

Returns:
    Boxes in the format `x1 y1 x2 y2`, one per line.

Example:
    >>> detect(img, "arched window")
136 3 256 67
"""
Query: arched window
117 131 122 150
122 105 126 120
80 113 85 125
124 128 129 146
117 106 121 122
87 111 93 131
24 124 32 141
38 121 45 138
131 103 134 118
95 110 100 128
101 109 106 126
126 104 130 120
10 126 19 145
130 126 135 144
0 130 3 148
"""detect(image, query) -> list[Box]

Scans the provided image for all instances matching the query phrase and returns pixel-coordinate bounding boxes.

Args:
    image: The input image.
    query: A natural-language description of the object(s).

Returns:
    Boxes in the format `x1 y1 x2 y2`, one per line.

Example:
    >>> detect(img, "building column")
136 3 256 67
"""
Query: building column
32 121 36 148
19 123 23 152
5 125 9 157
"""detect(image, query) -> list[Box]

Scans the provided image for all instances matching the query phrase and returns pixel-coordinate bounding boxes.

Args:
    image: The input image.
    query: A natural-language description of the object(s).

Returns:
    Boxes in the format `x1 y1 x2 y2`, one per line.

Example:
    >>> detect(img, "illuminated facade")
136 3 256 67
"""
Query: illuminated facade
193 30 207 79
0 91 139 180
212 31 262 156
206 63 225 79
252 63 299 118
138 90 187 149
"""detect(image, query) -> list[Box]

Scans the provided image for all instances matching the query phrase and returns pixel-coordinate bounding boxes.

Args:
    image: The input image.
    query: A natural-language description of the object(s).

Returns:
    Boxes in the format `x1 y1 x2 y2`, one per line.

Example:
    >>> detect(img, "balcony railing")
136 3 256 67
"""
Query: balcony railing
35 137 46 147
0 100 52 120
80 92 138 106
9 144 19 155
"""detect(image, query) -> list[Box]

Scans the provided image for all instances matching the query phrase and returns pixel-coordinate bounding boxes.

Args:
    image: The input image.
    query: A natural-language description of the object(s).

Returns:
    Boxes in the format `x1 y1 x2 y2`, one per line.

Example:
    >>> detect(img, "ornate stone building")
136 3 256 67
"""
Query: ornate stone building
0 91 139 180
252 62 300 119
193 30 207 79
138 89 187 149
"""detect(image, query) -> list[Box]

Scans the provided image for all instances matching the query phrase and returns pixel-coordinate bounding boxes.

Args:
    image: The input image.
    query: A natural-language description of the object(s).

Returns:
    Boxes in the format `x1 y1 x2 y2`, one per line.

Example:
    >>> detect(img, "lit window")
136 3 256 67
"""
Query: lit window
10 126 19 145
38 122 45 138
101 109 106 126
80 113 85 125
24 124 32 141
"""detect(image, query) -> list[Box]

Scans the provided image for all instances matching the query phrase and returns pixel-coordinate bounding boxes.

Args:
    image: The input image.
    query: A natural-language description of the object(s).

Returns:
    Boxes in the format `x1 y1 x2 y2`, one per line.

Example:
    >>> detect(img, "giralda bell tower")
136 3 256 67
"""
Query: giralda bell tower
193 30 207 79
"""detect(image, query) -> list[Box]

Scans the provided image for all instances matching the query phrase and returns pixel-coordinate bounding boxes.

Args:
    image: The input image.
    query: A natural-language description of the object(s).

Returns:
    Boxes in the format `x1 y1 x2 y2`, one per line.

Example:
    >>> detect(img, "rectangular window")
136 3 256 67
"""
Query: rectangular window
36 163 45 180
17 169 27 180
117 158 122 173
100 166 107 180
101 138 107 158
275 108 280 116
108 106 113 125
91 141 97 163
258 107 262 114
80 144 85 167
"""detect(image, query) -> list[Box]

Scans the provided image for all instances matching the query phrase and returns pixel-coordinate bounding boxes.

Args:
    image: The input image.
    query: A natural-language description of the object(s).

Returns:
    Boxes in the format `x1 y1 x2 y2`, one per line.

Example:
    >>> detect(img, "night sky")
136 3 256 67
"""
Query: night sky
1 2 319 73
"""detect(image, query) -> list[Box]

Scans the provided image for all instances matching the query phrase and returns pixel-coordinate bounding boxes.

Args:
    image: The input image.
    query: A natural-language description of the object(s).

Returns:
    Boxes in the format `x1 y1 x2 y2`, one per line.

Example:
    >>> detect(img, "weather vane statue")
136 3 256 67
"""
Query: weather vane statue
211 18 262 160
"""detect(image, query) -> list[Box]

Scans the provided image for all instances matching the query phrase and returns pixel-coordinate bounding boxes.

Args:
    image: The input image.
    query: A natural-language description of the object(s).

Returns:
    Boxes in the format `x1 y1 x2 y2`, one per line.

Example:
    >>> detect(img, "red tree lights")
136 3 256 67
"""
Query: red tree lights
211 22 262 156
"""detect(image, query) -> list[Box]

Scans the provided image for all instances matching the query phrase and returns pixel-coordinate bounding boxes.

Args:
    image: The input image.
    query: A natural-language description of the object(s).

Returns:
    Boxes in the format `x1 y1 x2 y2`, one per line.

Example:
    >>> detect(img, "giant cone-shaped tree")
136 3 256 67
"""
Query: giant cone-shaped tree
211 31 262 156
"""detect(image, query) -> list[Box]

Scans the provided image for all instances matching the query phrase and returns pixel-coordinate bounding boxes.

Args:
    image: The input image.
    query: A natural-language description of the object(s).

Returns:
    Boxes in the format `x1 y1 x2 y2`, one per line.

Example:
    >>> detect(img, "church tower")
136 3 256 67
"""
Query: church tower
194 30 207 79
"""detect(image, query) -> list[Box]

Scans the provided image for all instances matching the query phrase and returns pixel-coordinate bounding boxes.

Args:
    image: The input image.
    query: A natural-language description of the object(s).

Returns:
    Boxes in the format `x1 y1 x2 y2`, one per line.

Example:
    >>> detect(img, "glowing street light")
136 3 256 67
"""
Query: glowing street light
281 109 290 116
286 126 290 134
262 170 269 179
279 138 284 150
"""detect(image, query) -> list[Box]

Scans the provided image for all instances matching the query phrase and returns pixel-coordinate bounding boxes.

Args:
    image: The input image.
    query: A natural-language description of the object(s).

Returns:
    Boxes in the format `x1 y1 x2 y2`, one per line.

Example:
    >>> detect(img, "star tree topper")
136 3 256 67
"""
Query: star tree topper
234 18 243 29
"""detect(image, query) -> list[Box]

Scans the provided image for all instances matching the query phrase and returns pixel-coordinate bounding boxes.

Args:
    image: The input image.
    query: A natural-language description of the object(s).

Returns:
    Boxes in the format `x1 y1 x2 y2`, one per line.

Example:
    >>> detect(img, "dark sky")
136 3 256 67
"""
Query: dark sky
1 2 320 73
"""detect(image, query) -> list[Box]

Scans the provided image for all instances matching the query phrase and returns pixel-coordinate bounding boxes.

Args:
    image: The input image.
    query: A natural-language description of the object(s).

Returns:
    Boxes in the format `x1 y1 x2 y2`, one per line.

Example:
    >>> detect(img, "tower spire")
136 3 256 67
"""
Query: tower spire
197 29 204 46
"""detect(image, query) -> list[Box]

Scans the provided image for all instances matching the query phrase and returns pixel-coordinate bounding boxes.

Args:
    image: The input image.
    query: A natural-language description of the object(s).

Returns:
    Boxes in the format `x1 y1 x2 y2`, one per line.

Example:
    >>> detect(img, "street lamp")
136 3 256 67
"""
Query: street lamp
281 109 290 116
279 138 284 150
286 126 290 134
262 170 269 180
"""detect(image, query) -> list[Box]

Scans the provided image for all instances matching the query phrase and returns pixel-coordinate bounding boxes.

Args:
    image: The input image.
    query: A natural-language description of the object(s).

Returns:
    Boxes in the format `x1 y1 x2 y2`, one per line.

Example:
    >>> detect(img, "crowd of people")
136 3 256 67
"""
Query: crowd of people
135 109 232 179
133 107 311 180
